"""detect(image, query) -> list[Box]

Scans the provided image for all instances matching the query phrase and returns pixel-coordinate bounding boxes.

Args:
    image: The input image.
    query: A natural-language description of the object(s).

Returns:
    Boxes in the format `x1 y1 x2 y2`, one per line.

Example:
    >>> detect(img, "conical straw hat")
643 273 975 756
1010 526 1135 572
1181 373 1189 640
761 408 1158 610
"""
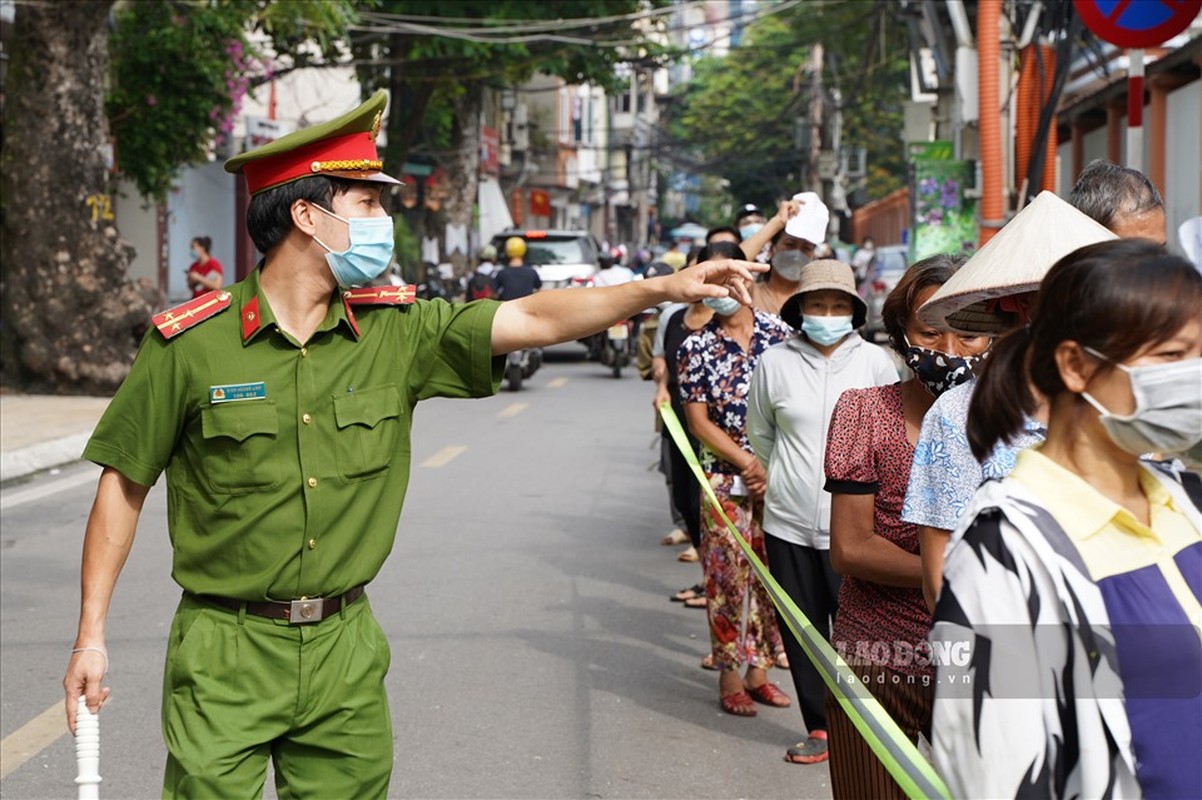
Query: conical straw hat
918 191 1117 333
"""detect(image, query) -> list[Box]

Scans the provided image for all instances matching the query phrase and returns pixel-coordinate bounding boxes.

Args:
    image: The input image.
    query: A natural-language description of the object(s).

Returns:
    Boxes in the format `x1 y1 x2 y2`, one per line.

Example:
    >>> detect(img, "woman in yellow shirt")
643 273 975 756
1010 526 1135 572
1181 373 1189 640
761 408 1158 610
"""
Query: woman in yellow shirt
930 239 1202 798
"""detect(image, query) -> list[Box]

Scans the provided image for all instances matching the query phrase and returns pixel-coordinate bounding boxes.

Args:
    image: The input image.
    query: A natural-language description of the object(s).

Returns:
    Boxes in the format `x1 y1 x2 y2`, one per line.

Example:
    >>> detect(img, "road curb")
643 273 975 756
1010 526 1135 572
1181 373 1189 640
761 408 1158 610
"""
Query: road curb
0 432 92 483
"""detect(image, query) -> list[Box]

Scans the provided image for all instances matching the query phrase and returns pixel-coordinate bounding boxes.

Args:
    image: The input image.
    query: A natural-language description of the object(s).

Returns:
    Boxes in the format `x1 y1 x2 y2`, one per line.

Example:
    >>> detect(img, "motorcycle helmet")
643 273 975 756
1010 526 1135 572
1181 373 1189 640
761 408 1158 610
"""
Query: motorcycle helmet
478 244 497 262
504 237 527 259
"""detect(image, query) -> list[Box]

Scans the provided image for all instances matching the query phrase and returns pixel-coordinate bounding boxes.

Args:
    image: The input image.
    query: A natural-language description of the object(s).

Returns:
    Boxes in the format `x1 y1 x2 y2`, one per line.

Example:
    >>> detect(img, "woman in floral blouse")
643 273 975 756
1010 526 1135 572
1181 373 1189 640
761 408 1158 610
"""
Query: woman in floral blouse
678 272 793 716
821 254 989 798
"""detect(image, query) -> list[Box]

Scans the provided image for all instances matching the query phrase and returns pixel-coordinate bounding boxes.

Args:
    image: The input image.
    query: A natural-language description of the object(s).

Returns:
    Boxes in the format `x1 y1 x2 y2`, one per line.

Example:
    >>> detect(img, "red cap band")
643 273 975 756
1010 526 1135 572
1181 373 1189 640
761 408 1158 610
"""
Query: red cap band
242 131 383 195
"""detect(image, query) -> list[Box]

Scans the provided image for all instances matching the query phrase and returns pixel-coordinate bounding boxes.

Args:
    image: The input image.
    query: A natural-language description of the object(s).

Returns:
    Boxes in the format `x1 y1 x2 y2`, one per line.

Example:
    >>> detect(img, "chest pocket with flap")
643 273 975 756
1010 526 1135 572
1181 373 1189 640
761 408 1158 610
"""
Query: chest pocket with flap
200 400 280 493
333 385 403 480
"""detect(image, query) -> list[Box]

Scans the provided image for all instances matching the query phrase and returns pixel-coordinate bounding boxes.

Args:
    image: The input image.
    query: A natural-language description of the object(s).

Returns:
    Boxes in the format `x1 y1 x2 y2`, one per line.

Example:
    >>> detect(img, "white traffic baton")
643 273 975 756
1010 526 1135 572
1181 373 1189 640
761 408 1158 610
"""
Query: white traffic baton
74 696 101 800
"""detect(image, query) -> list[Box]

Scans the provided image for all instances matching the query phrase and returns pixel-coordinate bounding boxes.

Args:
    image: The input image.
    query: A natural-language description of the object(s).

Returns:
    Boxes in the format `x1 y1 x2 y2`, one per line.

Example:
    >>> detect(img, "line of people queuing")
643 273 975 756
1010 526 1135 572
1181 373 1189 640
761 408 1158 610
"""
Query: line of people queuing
647 159 1202 798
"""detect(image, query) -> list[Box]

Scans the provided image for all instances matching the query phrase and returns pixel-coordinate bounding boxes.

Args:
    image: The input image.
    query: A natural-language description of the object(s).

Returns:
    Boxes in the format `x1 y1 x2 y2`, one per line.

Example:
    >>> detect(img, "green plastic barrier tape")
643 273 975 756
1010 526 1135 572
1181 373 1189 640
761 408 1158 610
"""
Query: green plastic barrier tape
659 403 951 800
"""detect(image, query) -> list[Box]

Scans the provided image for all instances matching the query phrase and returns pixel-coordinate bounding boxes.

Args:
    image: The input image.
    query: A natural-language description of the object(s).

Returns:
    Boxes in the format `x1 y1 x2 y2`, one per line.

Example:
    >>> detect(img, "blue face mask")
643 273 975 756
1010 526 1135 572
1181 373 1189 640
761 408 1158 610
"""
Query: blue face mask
801 314 853 346
313 205 395 287
739 223 763 240
703 295 742 316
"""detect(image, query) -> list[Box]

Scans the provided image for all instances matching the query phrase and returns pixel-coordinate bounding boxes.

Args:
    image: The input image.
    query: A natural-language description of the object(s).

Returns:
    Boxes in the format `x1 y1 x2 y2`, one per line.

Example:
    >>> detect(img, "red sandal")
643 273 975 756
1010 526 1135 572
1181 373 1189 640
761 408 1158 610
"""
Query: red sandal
785 730 829 764
720 691 757 717
746 682 792 708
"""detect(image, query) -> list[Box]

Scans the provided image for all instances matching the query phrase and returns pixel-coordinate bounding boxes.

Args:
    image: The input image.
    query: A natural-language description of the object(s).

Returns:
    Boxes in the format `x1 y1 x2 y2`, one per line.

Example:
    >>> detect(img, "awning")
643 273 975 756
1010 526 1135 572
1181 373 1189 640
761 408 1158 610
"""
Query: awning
478 178 514 244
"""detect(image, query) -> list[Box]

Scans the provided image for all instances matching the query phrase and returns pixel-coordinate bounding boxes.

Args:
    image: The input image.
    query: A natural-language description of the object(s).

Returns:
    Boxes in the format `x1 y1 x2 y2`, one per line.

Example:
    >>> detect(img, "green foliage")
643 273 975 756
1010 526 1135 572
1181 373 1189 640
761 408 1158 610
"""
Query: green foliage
108 0 356 199
670 1 909 210
393 213 420 280
352 0 673 167
672 15 804 209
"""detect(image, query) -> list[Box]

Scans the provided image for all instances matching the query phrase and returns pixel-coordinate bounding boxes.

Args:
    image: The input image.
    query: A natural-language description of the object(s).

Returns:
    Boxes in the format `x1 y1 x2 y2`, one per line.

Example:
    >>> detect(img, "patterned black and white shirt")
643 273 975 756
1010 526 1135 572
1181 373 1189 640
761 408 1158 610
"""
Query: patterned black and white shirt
930 456 1202 799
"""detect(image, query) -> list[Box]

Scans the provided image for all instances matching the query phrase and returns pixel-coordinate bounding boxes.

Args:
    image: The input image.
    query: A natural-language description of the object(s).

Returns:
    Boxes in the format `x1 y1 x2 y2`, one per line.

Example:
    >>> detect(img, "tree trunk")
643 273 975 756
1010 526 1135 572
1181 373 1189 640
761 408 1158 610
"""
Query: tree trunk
442 83 483 277
0 0 155 394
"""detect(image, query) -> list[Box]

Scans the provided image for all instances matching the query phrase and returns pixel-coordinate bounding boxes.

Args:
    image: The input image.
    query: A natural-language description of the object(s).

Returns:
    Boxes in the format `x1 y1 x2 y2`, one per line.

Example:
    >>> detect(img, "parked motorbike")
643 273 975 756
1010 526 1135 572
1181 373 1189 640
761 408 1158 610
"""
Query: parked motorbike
505 347 543 391
599 319 633 378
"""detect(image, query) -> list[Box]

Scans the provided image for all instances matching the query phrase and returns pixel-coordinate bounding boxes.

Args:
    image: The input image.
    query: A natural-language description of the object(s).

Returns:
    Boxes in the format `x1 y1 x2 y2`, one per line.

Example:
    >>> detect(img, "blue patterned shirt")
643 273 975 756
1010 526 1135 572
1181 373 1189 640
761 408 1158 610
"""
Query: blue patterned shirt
901 378 1046 530
678 310 793 474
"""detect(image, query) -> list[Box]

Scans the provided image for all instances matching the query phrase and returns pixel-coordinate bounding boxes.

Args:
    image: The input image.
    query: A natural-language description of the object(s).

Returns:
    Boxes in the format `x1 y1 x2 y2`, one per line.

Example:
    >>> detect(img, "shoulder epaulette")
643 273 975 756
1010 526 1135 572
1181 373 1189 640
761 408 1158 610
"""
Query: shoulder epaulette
342 285 417 306
152 290 233 339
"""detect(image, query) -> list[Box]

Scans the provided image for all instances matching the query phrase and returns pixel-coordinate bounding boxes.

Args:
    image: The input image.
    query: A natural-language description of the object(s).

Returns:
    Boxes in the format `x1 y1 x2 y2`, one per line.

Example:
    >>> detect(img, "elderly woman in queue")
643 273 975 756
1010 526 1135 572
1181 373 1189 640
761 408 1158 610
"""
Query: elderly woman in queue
746 259 898 764
821 254 990 798
932 240 1202 798
677 246 794 716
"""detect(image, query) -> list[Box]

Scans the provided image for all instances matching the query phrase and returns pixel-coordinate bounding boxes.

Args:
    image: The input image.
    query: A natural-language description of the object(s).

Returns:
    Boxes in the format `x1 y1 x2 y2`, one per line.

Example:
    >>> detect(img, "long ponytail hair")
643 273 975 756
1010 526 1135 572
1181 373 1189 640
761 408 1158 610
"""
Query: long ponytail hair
968 239 1202 461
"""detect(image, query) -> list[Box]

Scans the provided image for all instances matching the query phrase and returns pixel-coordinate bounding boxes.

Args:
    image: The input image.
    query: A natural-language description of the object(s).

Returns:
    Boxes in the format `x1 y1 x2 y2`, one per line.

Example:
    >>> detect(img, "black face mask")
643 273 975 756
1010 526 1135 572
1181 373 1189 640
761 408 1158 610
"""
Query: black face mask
903 343 986 397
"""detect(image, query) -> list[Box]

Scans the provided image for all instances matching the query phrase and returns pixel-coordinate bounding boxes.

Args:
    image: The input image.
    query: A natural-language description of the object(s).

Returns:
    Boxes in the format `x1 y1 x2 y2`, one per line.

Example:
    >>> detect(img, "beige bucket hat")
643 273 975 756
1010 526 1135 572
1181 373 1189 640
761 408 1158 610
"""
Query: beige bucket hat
918 191 1117 333
780 259 867 329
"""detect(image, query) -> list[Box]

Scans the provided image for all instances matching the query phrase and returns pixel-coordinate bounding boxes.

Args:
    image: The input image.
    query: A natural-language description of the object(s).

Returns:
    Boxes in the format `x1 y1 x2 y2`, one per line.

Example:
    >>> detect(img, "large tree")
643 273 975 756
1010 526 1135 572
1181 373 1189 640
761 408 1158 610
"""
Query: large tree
351 1 671 275
0 0 354 392
0 0 157 393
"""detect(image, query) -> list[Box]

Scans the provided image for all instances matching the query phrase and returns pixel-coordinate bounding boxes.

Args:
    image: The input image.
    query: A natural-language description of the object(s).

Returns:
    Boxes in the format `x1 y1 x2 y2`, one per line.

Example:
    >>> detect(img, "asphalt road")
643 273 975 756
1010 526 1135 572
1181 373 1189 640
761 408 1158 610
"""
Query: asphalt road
1 343 834 799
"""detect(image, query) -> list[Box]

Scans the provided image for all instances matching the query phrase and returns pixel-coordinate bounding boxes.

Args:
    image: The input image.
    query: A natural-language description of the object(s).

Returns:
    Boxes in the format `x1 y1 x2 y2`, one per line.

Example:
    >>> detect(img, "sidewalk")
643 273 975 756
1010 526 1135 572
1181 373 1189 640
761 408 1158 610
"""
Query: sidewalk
0 394 111 483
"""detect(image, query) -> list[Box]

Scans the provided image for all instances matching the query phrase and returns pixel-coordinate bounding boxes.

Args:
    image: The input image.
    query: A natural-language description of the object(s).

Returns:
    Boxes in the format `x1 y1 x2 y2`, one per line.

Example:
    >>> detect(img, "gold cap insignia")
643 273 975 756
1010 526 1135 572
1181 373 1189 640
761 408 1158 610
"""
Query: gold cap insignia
370 110 383 142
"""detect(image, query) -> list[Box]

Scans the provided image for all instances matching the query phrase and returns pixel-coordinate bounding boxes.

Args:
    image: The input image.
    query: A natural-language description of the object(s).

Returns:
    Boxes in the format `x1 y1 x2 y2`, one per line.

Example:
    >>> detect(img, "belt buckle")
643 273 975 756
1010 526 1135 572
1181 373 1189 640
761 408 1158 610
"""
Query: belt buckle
289 596 324 623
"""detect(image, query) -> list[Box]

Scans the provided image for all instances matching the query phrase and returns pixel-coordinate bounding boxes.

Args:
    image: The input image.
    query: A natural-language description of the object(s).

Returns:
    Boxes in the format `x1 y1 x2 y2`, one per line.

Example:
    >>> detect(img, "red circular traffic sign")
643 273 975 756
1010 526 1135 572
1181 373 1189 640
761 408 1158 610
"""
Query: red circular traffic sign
1074 0 1202 48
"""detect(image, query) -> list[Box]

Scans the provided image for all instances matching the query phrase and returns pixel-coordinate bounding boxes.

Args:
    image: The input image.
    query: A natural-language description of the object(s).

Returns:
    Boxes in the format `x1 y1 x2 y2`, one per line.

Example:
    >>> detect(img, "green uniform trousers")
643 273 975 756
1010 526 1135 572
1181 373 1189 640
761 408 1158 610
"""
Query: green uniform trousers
161 593 392 799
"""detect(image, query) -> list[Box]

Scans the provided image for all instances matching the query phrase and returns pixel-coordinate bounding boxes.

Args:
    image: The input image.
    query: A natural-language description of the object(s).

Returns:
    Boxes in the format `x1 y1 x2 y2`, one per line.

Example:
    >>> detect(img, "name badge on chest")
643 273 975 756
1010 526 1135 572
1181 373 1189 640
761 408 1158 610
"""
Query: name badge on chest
209 381 267 404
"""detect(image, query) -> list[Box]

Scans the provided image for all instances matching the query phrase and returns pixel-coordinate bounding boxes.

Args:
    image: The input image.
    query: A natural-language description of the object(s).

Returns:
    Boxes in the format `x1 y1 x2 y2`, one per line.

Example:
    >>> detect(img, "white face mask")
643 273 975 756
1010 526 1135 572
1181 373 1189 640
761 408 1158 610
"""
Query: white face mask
770 250 809 282
1080 347 1202 459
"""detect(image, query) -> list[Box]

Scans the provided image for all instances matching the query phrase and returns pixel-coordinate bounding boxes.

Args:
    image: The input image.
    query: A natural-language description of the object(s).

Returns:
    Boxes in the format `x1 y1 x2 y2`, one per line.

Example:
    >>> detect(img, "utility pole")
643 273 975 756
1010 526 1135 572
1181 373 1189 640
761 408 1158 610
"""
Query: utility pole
807 43 824 195
634 71 650 248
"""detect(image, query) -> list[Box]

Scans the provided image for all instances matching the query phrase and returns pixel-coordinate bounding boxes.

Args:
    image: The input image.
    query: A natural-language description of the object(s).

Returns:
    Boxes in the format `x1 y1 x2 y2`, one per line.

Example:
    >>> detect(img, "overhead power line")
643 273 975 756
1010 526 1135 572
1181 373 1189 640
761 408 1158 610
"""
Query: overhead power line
349 0 805 48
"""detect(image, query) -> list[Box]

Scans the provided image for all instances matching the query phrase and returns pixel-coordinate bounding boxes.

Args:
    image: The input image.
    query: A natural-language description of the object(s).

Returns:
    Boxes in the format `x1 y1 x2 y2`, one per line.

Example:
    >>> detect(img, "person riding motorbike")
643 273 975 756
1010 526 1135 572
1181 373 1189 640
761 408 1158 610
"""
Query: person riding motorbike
493 237 541 301
493 237 543 388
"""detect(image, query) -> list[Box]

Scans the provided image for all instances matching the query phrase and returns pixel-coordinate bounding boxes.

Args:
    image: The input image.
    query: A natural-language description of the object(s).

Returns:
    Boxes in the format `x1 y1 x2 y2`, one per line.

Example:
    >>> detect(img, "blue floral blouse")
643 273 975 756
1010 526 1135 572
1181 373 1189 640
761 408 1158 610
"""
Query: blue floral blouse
902 378 1046 531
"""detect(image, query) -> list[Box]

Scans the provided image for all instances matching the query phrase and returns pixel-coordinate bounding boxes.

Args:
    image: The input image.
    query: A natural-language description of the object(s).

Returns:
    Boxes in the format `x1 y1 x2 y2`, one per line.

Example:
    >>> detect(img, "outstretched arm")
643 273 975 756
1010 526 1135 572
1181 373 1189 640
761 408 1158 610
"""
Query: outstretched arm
63 467 149 733
490 259 763 355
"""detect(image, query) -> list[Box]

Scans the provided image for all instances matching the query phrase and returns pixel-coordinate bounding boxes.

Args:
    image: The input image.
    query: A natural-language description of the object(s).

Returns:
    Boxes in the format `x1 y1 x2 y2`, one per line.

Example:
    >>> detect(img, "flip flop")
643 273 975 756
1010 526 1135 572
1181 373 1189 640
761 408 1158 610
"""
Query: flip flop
785 731 829 764
660 529 689 546
700 653 719 671
671 583 704 602
746 682 792 708
720 691 757 717
677 546 699 562
684 595 707 609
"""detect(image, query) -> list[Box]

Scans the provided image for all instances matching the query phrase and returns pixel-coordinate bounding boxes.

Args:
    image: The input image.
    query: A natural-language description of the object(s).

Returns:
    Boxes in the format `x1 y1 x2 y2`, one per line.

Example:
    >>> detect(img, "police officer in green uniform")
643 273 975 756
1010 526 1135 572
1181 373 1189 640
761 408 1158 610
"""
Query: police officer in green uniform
62 91 762 799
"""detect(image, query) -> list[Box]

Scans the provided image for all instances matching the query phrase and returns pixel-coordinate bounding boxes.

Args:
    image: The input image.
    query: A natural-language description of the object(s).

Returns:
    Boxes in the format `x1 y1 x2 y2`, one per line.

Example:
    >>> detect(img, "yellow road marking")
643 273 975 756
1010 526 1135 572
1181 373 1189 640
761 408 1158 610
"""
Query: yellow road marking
0 702 66 778
498 403 529 418
546 377 569 389
420 445 467 468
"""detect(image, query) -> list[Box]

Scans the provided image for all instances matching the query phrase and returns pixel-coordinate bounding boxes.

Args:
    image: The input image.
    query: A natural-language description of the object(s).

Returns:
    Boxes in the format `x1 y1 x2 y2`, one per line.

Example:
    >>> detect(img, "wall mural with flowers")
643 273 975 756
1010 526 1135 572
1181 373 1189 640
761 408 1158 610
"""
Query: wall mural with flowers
909 144 979 263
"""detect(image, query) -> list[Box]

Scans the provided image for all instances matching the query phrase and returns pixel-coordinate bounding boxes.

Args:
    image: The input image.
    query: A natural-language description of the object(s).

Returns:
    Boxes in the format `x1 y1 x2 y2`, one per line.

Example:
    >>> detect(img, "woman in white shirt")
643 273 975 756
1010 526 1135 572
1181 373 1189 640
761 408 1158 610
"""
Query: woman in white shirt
747 259 898 764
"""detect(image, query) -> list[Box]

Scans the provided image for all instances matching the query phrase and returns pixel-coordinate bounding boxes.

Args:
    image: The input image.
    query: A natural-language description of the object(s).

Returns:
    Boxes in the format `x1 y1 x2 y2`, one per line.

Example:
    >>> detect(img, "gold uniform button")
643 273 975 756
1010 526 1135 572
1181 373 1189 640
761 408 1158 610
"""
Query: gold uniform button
308 538 317 550
307 477 318 488
300 347 308 358
302 413 313 425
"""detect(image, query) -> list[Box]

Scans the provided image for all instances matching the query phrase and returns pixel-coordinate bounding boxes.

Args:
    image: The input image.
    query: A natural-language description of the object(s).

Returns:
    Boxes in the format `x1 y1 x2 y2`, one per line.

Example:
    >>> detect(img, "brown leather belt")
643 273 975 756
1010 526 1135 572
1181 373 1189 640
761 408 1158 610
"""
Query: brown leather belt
194 586 365 624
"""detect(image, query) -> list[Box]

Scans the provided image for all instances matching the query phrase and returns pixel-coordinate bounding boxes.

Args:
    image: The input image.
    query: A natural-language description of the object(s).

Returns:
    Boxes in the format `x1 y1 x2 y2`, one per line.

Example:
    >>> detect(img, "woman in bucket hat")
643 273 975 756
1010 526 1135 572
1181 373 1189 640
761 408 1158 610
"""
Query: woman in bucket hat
746 260 898 763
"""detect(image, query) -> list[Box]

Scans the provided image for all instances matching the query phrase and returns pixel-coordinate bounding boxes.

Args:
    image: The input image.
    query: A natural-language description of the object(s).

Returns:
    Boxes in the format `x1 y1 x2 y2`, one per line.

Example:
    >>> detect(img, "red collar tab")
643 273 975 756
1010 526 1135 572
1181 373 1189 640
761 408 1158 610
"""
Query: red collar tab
241 296 261 341
342 285 417 306
242 131 381 195
152 291 232 340
340 294 362 338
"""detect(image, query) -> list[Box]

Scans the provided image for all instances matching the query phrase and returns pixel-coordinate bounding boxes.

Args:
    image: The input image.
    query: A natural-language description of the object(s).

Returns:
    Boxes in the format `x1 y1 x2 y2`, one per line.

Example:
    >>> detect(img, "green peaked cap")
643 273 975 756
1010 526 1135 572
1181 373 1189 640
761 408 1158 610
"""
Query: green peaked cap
225 90 400 195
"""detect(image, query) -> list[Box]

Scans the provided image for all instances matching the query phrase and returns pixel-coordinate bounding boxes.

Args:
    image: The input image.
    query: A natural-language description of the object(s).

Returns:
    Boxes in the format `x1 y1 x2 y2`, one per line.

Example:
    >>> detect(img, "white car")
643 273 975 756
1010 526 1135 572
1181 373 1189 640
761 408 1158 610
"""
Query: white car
491 230 600 289
863 245 909 343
